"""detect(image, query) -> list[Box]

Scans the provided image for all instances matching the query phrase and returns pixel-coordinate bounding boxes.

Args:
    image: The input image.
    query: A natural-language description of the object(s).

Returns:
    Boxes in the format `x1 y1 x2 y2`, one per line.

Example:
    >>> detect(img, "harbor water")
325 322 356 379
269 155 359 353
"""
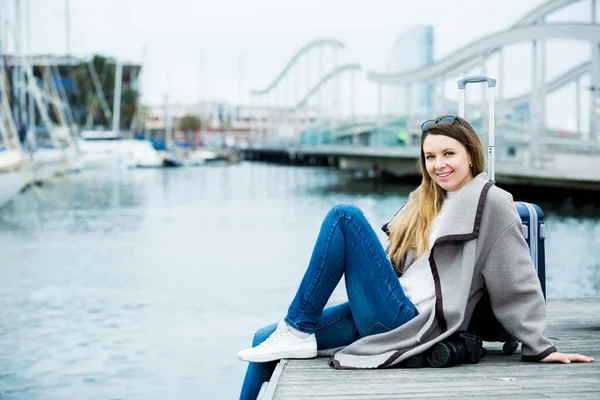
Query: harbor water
1 163 599 400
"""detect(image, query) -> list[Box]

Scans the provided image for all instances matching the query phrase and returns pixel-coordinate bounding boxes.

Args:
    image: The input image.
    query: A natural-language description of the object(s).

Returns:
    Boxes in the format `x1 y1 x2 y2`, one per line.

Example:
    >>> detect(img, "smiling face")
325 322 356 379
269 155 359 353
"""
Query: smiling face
422 133 474 192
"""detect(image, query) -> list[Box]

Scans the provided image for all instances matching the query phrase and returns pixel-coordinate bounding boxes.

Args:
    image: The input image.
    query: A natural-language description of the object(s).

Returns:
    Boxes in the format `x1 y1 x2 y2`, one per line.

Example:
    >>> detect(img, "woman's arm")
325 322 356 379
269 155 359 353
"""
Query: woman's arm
481 219 593 363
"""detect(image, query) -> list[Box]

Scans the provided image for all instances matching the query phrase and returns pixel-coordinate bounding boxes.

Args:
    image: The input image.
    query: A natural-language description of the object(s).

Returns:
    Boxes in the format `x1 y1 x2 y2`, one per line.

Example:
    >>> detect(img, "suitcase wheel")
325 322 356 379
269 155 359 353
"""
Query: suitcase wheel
503 340 519 355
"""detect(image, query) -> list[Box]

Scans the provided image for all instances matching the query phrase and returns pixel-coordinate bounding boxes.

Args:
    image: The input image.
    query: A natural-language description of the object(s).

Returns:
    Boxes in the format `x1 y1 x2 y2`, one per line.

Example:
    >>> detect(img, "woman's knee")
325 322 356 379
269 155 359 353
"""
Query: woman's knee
328 204 364 221
252 323 278 347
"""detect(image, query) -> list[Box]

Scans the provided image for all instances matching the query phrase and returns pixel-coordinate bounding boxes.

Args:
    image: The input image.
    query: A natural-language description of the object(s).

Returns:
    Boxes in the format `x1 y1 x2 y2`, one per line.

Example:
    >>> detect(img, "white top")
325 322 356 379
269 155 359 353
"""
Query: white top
399 191 458 313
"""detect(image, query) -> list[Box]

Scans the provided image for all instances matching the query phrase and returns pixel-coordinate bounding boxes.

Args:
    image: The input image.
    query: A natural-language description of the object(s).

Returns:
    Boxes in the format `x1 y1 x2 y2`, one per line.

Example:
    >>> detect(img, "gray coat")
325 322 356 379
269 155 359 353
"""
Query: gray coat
322 172 556 369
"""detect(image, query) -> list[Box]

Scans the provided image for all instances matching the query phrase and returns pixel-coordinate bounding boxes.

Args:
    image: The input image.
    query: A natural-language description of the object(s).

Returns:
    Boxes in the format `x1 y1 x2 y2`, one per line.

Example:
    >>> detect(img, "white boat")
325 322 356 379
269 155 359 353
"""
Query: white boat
32 146 68 182
58 142 83 174
0 148 32 209
53 127 82 175
78 130 163 169
181 148 228 166
31 127 81 182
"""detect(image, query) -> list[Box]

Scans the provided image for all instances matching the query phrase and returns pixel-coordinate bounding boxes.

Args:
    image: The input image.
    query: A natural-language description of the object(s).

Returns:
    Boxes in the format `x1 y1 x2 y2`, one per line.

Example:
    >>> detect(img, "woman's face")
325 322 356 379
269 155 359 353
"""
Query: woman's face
422 134 474 192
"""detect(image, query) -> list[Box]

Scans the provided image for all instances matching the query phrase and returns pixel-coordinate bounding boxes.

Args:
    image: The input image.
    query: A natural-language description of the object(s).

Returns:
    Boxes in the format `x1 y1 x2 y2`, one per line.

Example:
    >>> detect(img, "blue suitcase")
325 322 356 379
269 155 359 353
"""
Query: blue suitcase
458 76 547 355
515 202 546 299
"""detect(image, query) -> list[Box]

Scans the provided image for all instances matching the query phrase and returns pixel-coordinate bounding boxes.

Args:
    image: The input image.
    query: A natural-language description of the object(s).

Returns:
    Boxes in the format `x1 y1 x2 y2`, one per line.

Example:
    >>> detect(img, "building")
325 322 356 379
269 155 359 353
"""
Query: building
6 54 141 134
145 101 322 148
385 25 434 115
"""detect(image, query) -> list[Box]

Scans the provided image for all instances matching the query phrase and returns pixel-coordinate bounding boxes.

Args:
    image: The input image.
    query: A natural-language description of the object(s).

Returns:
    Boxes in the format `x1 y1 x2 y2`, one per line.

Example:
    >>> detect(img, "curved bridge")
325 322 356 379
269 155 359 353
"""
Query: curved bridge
249 0 599 147
368 24 599 85
369 0 593 85
294 64 362 109
366 0 599 142
513 0 585 26
440 60 590 111
245 0 600 191
249 37 361 145
250 38 345 95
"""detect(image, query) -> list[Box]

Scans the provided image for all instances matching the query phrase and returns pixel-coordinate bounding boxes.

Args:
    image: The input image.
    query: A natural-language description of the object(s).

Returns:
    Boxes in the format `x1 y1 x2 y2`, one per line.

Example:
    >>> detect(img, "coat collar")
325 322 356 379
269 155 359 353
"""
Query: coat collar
433 172 494 246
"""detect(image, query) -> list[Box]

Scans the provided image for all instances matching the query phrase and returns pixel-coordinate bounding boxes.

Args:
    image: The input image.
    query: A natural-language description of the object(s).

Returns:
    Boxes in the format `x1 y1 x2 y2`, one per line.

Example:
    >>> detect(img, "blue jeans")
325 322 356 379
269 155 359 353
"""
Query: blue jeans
239 204 419 400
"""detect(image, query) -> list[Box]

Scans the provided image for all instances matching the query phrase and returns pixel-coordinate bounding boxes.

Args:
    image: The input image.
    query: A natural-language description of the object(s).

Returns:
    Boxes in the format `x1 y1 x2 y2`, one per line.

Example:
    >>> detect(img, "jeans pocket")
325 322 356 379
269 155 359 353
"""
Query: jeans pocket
366 321 393 336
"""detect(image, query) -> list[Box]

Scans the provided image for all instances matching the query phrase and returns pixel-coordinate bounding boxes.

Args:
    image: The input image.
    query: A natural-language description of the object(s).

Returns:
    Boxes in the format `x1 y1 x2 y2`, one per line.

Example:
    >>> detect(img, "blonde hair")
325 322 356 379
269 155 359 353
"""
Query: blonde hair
386 116 485 270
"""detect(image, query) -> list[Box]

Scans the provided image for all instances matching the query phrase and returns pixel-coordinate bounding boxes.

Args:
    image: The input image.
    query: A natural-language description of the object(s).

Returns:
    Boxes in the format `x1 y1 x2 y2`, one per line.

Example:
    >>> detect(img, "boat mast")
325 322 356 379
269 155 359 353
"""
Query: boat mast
14 0 27 142
164 92 171 150
65 0 71 57
25 0 35 141
111 58 123 133
0 14 19 146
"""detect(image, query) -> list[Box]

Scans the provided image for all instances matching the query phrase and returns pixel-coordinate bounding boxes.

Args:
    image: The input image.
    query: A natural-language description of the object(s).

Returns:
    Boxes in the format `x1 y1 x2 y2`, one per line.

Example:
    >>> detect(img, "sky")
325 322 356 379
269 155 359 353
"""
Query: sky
2 0 598 128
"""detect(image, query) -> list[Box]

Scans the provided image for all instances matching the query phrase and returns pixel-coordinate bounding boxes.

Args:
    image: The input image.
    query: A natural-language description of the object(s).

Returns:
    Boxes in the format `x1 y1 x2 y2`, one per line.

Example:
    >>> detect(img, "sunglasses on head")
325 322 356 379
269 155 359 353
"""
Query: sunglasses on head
420 115 466 133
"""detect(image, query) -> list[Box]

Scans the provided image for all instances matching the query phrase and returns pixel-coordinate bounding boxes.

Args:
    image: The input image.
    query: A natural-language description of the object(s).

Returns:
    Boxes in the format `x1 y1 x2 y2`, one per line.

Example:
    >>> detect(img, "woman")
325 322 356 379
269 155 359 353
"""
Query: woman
237 116 594 399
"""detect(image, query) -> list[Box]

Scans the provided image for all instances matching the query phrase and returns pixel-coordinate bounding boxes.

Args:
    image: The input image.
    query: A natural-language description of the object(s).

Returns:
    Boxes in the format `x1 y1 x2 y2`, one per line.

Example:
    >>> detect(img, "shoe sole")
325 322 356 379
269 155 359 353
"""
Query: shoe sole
238 349 317 363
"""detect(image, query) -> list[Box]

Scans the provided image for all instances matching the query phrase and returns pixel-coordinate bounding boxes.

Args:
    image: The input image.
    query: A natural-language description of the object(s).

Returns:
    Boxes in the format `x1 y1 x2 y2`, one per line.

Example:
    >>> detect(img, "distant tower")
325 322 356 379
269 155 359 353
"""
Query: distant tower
385 25 434 115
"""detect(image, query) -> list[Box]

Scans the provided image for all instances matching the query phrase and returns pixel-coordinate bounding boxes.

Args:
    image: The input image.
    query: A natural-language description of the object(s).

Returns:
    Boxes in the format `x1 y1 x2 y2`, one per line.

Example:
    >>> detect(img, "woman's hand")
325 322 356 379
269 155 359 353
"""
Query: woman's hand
540 352 594 364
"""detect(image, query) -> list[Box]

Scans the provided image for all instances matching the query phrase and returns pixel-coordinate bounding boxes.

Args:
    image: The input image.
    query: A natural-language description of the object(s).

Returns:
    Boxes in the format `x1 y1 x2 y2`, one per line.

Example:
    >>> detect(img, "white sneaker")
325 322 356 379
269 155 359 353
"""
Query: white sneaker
237 322 317 363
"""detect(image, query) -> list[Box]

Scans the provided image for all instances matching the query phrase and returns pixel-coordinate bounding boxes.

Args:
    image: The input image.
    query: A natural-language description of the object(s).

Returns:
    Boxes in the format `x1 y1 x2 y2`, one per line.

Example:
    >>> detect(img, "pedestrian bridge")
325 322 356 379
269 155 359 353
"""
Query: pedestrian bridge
246 0 600 190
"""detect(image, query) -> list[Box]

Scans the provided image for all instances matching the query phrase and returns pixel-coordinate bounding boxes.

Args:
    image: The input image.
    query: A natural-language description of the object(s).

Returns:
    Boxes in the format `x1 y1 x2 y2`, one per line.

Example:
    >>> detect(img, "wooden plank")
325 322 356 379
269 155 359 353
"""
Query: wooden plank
264 299 600 399
262 359 287 400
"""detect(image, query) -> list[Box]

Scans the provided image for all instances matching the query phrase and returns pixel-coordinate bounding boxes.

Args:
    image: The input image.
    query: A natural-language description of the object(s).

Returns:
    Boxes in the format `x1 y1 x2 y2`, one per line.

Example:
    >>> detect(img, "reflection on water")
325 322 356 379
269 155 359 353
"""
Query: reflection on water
0 163 598 399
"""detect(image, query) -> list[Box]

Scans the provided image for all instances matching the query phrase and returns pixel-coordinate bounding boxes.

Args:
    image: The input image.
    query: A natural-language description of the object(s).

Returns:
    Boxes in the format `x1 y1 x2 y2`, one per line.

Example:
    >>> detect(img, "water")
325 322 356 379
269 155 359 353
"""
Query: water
0 163 599 399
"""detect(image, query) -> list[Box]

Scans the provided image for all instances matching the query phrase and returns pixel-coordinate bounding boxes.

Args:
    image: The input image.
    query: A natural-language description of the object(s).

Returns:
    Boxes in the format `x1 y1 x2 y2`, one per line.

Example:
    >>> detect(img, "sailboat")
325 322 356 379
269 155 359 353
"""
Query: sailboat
0 53 32 209
23 59 77 182
0 145 32 209
39 61 82 176
78 58 163 169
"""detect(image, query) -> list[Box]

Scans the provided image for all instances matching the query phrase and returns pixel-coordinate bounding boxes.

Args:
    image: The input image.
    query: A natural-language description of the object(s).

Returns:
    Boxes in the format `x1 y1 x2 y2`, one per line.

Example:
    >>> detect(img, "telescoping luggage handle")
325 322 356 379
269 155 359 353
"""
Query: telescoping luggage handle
457 75 497 180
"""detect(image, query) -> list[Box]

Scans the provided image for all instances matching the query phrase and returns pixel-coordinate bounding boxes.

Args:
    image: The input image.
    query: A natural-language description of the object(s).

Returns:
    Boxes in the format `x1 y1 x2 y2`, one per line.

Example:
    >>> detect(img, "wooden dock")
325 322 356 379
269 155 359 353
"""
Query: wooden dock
258 299 600 399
